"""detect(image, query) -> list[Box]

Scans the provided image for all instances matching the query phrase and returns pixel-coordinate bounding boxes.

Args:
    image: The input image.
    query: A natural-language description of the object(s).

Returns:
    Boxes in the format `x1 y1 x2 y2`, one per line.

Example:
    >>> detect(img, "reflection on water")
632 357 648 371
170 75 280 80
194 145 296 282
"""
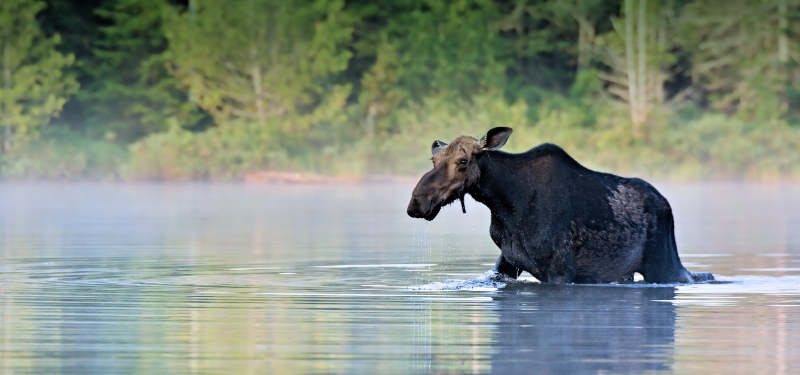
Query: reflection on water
0 183 799 374
492 284 676 374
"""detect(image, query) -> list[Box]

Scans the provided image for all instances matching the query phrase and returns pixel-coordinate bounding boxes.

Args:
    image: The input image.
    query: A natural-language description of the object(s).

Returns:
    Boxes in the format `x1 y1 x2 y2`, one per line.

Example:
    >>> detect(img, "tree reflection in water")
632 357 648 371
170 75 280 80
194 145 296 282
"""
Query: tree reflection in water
492 284 676 374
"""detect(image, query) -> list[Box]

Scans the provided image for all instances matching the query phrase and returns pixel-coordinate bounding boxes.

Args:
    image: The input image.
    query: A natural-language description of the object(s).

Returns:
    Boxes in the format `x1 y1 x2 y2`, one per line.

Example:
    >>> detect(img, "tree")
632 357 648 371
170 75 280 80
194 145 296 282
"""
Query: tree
357 0 509 137
0 0 77 152
494 0 619 106
496 0 573 98
534 0 611 72
595 0 679 135
680 0 800 120
164 0 354 135
80 0 197 142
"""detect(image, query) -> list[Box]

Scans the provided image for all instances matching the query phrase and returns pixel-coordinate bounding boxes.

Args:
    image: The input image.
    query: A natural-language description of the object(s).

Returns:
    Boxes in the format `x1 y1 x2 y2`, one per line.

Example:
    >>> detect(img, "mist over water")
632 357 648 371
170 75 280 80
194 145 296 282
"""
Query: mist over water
1 183 799 374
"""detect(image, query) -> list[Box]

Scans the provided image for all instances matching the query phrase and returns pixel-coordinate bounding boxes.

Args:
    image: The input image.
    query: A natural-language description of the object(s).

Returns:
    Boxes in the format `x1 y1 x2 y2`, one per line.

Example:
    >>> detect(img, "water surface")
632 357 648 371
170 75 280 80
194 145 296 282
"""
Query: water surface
1 183 799 374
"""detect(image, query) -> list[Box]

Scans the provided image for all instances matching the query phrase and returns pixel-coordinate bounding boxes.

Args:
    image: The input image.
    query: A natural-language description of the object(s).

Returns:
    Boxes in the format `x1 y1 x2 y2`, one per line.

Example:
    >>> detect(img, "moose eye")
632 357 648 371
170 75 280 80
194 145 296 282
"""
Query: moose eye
458 159 468 166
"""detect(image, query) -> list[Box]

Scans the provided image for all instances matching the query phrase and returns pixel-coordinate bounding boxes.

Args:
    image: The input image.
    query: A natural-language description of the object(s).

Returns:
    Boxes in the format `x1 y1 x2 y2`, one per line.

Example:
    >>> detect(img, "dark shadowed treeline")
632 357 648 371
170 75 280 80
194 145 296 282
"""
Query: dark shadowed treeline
1 0 799 180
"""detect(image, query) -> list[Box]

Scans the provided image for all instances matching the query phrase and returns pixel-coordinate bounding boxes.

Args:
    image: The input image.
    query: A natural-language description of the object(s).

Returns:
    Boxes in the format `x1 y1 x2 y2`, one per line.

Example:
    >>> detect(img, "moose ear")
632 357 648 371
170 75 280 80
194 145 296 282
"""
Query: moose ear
479 127 513 151
431 140 448 156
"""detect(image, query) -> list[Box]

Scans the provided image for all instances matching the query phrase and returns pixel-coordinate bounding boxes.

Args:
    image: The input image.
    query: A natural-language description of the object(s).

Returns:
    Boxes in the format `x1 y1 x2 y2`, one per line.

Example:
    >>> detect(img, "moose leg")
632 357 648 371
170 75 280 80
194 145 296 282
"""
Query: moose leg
641 204 712 283
490 216 522 279
691 272 714 282
494 255 522 279
544 249 577 284
617 273 635 283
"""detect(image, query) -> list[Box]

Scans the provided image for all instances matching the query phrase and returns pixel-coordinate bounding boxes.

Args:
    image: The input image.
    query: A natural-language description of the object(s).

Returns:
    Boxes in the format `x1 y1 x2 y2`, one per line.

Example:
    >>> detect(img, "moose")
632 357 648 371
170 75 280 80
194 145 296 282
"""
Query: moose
407 127 714 284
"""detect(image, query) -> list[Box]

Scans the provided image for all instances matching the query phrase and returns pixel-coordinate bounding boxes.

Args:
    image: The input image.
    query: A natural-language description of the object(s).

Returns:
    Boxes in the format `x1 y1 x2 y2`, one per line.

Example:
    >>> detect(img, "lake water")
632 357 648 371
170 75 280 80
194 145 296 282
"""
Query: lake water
1 183 799 374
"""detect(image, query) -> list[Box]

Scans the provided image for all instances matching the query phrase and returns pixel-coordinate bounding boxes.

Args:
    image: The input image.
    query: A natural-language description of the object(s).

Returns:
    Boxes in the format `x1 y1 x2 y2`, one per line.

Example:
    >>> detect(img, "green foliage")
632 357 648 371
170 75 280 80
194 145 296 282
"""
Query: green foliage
0 0 78 149
122 120 287 181
372 0 507 100
2 0 800 182
0 125 125 179
119 90 800 182
79 0 195 141
505 101 800 181
680 0 800 121
355 0 510 138
164 0 353 128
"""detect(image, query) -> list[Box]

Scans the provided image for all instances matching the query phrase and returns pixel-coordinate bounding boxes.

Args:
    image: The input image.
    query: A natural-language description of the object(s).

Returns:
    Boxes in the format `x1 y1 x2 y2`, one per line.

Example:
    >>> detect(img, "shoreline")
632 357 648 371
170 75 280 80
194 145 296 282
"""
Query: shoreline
242 171 416 184
2 171 800 185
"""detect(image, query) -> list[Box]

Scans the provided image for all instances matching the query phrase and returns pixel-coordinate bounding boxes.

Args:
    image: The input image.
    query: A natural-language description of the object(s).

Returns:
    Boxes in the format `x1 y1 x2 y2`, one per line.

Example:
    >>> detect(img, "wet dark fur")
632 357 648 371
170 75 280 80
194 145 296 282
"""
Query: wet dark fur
472 144 713 284
409 134 714 284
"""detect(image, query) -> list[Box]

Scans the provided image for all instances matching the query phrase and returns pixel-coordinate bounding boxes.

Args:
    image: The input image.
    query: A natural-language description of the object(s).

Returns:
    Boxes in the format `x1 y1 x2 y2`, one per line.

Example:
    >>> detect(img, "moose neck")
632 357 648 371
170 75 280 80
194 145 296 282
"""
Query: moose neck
467 151 528 216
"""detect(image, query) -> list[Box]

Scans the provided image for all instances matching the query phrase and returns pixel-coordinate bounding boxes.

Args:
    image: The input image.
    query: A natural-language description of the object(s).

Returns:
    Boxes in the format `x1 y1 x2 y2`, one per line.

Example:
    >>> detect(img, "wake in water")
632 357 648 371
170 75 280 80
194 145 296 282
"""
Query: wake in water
405 270 733 291
407 270 533 291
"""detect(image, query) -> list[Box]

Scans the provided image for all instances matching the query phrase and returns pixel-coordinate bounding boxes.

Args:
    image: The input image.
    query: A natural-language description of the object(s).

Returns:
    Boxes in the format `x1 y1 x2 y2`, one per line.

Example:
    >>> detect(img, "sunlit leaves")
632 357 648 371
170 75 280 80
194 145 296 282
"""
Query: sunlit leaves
0 0 77 149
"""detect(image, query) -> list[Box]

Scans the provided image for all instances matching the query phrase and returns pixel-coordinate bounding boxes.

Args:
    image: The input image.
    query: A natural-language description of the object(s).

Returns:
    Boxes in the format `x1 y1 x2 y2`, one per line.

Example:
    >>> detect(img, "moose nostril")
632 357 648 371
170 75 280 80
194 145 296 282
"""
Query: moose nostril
407 198 422 217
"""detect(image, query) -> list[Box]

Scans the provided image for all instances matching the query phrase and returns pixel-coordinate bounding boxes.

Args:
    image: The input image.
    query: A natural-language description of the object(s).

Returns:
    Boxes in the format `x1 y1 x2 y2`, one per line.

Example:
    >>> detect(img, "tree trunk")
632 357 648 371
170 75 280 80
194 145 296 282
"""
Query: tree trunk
574 14 595 72
251 60 266 126
778 0 788 63
778 0 789 112
3 22 11 153
655 11 666 106
625 0 638 129
636 0 647 134
187 0 197 112
248 0 266 125
365 103 377 139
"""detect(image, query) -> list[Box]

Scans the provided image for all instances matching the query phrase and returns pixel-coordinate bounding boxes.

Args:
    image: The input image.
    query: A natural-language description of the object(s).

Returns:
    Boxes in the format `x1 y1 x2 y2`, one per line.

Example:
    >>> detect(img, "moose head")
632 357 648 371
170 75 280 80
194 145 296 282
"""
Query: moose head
406 127 513 220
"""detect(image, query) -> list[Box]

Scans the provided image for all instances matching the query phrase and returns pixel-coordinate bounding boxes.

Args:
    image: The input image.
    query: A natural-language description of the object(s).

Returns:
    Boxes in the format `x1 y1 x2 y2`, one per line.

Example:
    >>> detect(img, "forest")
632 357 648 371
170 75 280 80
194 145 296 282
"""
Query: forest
1 0 799 181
